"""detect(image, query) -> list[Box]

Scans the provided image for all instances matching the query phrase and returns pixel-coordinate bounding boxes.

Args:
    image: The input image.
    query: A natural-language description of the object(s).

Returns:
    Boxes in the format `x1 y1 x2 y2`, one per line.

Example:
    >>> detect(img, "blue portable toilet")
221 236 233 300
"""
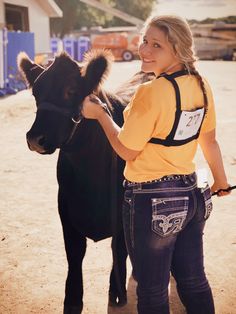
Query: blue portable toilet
1 30 34 94
76 36 90 62
7 31 34 71
50 37 62 54
0 28 7 95
63 37 75 59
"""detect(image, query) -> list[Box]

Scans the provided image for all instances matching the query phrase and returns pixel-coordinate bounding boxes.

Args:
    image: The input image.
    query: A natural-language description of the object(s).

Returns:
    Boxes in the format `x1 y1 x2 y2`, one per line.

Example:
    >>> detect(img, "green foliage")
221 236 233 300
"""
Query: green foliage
106 0 155 26
50 0 79 38
51 1 235 38
188 16 236 25
74 1 115 30
50 0 155 37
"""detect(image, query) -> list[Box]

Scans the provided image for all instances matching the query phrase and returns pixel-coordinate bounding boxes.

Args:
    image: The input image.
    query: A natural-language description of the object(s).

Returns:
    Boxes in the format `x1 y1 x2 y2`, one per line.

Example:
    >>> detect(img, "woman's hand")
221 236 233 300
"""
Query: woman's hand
211 182 231 196
199 130 230 197
82 94 141 161
82 95 106 120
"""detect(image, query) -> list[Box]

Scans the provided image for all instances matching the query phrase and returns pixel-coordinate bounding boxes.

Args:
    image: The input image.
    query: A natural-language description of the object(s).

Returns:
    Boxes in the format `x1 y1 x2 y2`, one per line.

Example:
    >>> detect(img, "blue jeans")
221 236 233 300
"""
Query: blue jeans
122 173 215 314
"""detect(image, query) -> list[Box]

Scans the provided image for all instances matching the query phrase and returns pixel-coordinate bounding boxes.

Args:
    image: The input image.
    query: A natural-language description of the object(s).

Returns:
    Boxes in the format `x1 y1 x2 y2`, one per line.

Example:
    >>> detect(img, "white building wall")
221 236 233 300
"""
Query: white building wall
0 0 52 53
29 3 51 53
0 1 5 27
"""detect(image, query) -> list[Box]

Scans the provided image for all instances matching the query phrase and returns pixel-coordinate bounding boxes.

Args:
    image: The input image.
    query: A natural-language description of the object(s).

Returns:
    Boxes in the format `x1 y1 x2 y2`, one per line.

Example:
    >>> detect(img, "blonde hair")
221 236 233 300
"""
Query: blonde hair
144 15 208 110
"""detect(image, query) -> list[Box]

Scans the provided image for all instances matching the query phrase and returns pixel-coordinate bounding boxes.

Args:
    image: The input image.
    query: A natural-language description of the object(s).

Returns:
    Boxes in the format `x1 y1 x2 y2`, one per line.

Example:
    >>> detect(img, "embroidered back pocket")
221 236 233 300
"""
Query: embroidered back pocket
201 186 213 220
151 196 189 237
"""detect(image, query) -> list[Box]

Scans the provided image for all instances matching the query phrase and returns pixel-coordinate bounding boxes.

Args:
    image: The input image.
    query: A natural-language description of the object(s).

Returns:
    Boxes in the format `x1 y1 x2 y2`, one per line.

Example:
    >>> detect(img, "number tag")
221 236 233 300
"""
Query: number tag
174 108 204 140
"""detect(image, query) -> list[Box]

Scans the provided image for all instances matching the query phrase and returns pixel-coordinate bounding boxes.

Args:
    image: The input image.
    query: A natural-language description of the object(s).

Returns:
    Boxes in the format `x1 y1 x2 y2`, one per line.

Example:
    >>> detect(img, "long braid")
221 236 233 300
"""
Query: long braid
148 15 209 113
188 63 208 114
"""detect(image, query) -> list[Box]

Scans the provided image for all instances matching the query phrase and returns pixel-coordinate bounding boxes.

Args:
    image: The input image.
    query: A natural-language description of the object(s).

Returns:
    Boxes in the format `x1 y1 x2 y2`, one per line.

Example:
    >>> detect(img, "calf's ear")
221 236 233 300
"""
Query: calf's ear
81 50 113 95
17 52 44 87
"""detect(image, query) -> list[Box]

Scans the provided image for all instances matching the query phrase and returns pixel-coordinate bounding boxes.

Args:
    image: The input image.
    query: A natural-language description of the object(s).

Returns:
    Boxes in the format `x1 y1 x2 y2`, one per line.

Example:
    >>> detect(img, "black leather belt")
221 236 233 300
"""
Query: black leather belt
123 173 196 188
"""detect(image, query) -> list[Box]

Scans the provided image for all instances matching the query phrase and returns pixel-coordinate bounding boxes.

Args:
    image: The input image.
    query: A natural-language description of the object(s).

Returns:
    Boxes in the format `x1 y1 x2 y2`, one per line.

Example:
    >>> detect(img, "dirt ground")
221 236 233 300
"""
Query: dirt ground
0 61 236 314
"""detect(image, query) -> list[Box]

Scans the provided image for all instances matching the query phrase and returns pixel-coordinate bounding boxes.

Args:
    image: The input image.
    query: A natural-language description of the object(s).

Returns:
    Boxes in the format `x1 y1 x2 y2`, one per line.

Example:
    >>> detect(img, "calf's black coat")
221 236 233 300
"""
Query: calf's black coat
18 50 153 313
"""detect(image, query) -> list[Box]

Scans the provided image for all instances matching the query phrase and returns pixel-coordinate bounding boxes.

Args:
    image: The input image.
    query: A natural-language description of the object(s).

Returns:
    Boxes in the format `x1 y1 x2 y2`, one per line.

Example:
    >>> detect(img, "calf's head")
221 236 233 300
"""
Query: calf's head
18 50 112 154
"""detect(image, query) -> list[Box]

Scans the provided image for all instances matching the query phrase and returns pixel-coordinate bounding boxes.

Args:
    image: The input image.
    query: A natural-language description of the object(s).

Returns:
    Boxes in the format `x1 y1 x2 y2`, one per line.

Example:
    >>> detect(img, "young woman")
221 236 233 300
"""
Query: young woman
81 15 230 314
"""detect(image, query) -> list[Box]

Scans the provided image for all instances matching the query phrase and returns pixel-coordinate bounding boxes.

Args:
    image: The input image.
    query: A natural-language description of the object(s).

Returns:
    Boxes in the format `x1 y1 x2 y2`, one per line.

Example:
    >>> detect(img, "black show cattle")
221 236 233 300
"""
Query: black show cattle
18 50 153 314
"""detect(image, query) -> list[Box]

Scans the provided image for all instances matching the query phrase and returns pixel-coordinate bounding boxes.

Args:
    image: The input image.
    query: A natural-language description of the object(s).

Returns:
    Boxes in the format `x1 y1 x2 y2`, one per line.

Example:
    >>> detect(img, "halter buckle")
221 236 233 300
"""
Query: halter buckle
71 116 83 124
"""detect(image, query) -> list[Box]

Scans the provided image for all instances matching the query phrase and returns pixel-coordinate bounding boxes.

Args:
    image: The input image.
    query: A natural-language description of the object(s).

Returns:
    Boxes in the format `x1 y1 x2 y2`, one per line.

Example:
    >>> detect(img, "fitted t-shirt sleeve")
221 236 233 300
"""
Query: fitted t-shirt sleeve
118 83 159 151
200 80 216 133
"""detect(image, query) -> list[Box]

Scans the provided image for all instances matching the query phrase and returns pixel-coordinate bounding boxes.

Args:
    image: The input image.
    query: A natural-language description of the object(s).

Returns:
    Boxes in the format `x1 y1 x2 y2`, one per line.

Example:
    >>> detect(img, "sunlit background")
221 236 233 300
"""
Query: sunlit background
0 1 236 314
154 0 236 20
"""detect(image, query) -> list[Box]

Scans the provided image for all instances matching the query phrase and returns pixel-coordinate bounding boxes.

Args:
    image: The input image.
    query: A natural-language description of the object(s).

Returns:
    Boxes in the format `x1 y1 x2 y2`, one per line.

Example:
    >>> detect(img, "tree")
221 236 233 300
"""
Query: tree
50 0 156 37
74 0 115 30
50 0 79 38
188 15 236 25
200 16 236 24
106 0 155 27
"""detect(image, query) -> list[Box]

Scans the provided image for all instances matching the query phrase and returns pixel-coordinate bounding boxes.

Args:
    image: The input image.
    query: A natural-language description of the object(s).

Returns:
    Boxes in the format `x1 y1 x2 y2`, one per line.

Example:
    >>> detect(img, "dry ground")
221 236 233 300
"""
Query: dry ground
0 61 236 314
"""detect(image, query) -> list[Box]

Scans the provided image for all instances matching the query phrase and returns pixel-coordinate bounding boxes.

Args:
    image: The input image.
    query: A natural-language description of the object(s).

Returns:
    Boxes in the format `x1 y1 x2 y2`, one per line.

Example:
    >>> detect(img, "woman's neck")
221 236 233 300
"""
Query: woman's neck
164 62 184 74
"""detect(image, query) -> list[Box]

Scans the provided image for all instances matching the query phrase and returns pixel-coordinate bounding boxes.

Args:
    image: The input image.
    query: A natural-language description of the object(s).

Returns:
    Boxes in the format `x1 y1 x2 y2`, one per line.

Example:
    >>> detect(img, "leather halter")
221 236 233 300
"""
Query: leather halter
37 100 111 146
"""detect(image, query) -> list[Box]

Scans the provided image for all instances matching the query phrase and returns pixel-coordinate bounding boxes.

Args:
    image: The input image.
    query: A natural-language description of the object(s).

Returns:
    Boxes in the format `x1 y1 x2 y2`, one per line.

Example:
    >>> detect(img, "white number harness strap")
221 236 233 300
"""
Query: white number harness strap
148 70 206 147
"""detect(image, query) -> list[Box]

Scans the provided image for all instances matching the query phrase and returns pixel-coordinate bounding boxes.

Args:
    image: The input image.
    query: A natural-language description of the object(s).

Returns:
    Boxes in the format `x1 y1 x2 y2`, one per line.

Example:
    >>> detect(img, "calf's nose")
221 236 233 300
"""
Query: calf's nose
26 132 46 152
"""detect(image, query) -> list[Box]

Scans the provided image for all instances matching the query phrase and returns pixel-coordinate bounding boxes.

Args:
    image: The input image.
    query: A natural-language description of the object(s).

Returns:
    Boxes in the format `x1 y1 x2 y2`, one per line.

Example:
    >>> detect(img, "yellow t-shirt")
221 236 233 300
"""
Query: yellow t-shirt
118 74 216 182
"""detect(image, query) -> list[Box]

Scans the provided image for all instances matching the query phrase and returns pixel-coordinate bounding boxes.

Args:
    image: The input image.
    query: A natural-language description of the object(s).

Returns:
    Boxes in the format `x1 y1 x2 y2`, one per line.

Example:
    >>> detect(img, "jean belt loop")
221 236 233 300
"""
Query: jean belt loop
133 183 142 191
182 175 189 184
189 173 196 183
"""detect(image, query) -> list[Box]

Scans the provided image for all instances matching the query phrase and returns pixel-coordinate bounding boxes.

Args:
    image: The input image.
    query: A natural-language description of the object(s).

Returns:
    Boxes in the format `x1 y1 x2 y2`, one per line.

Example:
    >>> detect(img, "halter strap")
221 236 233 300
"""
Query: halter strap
37 102 71 118
37 99 112 147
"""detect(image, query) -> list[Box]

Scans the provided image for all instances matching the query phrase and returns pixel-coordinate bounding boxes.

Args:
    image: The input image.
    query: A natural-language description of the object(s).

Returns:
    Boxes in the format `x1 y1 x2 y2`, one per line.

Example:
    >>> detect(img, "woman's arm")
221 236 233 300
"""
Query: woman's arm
198 129 230 196
82 95 140 161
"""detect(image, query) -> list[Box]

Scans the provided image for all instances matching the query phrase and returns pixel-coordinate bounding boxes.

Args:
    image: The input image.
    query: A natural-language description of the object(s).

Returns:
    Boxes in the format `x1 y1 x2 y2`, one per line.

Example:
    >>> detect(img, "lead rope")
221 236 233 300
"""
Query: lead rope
110 150 124 305
90 96 124 304
212 185 236 196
